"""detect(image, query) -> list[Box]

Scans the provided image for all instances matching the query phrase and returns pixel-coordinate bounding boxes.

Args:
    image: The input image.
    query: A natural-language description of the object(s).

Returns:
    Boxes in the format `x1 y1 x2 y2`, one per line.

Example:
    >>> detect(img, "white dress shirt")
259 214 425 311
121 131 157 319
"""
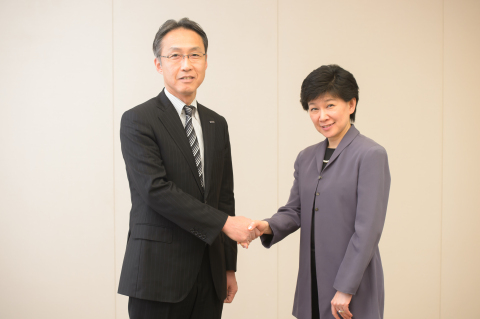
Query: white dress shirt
164 88 205 186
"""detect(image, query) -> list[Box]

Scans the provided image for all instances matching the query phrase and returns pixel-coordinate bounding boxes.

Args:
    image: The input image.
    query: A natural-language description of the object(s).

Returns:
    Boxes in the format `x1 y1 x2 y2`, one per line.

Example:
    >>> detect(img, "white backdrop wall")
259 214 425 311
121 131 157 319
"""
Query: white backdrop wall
0 1 115 318
0 1 479 318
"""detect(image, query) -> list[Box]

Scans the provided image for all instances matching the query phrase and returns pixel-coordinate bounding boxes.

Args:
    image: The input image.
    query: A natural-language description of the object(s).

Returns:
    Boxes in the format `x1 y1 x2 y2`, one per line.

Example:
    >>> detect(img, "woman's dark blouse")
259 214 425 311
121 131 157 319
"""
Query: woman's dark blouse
311 147 335 250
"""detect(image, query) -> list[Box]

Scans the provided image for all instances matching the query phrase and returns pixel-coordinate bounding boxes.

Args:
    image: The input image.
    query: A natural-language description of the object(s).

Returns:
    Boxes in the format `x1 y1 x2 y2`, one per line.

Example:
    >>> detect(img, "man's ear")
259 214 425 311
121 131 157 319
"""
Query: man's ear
154 58 163 74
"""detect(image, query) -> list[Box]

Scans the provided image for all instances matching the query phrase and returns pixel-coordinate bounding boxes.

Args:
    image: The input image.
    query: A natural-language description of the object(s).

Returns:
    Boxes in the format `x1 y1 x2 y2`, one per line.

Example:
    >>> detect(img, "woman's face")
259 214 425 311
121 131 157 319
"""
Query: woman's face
308 93 356 148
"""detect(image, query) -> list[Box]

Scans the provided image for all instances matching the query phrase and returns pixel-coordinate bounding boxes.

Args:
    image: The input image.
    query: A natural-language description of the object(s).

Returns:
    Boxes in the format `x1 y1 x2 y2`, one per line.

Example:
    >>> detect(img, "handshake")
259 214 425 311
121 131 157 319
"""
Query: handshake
222 216 272 249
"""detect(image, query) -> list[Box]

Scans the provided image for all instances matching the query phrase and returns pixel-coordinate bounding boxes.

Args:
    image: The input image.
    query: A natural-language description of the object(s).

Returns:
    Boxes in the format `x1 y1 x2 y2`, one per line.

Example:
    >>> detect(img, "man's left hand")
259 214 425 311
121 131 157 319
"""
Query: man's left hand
224 270 238 303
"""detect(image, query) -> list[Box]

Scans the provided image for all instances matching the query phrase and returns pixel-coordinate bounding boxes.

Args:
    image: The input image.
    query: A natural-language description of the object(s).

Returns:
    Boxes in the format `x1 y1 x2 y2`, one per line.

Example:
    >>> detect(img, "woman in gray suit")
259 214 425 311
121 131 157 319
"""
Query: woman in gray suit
248 65 391 319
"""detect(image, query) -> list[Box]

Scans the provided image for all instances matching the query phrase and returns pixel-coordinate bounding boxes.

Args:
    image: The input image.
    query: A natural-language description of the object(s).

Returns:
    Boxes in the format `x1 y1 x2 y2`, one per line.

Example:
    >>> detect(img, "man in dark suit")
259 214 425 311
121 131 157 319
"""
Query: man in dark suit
118 18 254 319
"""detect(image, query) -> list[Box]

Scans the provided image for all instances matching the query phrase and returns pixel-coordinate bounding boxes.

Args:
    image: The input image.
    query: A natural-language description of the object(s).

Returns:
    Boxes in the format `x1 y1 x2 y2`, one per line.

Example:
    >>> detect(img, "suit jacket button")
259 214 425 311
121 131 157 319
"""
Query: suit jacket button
315 208 319 211
316 192 319 196
318 176 322 180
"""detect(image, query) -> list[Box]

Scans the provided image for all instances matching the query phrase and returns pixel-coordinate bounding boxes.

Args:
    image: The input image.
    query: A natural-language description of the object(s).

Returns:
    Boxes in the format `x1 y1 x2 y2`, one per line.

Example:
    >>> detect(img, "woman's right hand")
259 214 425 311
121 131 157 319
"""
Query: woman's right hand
237 220 271 248
248 220 272 235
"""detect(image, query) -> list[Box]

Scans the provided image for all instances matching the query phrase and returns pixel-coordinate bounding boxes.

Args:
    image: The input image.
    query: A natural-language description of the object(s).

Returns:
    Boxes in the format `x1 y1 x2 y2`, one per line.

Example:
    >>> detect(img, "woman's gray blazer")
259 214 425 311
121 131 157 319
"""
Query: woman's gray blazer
261 125 391 319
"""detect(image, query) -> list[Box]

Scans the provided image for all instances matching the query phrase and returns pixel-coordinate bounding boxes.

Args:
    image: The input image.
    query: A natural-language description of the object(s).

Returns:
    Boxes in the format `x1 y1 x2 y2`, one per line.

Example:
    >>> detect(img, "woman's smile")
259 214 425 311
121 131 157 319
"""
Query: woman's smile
320 122 335 130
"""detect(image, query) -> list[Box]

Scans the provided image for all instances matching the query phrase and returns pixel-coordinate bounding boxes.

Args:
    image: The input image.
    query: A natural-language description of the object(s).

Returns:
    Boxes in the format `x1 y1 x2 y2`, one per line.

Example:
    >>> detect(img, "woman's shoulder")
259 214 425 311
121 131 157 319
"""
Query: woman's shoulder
354 133 388 159
297 140 327 159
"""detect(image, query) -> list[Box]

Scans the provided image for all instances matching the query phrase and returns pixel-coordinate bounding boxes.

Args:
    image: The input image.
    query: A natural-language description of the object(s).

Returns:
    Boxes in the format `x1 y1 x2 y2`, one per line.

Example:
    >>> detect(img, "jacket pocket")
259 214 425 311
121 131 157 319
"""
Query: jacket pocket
131 224 172 243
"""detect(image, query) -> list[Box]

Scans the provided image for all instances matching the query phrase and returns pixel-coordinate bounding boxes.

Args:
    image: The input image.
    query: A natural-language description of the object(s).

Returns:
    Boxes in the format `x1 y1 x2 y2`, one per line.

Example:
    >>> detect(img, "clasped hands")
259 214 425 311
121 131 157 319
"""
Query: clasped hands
222 216 271 249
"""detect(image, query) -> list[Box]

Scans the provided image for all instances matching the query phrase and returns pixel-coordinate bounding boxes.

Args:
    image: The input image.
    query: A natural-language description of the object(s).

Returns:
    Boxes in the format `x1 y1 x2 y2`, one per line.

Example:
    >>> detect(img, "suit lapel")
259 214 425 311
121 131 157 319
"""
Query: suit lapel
198 103 215 199
323 125 360 170
156 90 204 194
315 139 328 173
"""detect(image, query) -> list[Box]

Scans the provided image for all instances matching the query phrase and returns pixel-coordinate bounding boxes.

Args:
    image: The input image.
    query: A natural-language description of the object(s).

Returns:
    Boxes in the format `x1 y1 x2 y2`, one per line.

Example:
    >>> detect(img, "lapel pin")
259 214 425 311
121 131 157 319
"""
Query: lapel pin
210 121 215 123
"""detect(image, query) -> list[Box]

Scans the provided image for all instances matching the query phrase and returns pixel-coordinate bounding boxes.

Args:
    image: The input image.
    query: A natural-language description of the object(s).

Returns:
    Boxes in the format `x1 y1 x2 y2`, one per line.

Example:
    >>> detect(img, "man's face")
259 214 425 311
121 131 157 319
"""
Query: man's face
154 28 208 104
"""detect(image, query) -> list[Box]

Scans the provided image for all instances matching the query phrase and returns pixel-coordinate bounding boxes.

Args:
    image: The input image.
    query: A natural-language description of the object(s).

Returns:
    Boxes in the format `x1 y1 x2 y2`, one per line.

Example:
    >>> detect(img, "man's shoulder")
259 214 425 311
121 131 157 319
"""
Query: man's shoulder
121 94 164 126
125 96 160 116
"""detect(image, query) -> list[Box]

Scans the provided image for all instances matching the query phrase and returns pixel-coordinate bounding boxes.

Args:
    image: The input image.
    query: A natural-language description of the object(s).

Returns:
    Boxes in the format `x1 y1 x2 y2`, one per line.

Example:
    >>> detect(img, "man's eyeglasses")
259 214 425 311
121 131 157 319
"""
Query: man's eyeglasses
160 53 206 63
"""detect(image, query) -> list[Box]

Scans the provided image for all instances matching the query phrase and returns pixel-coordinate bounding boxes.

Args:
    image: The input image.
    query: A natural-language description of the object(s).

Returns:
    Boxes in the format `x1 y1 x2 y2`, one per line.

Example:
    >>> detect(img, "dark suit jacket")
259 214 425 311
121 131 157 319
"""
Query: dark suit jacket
118 89 237 303
261 125 390 319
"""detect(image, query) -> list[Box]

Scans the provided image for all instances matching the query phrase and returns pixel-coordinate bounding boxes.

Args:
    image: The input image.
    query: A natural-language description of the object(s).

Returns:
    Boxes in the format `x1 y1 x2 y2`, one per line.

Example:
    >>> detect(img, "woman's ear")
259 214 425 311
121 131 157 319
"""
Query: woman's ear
348 98 356 114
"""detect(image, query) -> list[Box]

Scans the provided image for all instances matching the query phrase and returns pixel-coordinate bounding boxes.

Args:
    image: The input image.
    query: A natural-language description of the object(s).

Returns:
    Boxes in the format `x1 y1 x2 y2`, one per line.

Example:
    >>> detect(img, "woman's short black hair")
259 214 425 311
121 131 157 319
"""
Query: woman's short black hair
300 64 359 122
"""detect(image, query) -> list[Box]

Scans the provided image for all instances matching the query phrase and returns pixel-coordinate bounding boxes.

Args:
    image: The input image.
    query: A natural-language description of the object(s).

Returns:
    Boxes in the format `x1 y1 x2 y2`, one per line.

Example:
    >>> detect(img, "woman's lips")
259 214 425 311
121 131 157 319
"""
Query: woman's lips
321 122 334 130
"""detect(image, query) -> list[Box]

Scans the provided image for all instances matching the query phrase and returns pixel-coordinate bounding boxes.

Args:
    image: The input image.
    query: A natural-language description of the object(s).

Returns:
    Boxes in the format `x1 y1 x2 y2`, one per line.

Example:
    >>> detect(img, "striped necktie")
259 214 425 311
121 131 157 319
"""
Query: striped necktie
183 105 204 189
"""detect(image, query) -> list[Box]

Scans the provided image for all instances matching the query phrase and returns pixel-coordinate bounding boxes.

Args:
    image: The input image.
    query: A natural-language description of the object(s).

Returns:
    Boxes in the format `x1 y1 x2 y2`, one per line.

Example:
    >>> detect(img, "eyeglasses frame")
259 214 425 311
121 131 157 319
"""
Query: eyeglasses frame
159 53 206 62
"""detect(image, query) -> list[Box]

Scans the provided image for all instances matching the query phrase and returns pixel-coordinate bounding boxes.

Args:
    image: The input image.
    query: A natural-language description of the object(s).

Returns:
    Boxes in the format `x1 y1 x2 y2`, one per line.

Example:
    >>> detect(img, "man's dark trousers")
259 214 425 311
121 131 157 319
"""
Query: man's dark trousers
128 247 223 319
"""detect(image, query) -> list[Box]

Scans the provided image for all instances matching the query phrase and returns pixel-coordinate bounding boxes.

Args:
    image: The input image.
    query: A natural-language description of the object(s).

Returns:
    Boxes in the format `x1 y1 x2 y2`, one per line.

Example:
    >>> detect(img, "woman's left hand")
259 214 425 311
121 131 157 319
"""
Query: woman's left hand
331 291 353 319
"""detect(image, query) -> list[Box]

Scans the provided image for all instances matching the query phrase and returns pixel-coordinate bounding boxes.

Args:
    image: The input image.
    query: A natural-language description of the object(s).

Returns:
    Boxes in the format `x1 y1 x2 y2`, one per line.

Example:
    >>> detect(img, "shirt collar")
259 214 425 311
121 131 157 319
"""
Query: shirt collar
164 87 198 117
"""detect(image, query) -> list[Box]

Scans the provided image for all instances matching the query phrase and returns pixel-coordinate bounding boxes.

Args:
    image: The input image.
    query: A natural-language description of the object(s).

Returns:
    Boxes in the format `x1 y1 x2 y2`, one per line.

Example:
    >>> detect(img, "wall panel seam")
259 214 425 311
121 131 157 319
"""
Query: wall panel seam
440 0 444 318
112 0 117 317
276 0 280 318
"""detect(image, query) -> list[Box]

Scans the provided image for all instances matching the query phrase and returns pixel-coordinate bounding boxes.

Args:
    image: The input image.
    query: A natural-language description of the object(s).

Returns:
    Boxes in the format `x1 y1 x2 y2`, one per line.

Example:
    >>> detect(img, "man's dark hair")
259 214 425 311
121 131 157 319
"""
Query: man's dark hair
153 18 208 59
300 64 359 123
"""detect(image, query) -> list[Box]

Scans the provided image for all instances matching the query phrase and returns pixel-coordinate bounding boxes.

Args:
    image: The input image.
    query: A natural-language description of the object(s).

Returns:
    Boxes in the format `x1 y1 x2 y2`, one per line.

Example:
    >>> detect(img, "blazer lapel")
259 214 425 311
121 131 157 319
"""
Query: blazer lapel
315 139 328 173
156 90 204 194
324 125 360 170
198 103 215 199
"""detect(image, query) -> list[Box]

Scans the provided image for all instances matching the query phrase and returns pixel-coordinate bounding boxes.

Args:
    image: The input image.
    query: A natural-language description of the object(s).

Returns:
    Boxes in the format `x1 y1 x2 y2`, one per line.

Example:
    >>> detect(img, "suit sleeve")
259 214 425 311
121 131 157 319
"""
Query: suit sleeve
216 120 237 271
120 109 228 245
260 151 303 248
333 146 391 295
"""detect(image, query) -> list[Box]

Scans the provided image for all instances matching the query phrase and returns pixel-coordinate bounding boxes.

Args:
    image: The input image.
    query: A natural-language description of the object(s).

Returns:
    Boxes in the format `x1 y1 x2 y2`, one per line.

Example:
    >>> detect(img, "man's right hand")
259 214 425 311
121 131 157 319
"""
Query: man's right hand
247 220 271 235
222 216 256 243
235 220 272 248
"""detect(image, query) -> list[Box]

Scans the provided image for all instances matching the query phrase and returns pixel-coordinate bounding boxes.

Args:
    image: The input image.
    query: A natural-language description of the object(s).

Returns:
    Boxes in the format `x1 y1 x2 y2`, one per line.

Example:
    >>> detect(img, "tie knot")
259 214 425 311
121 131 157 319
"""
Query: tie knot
184 105 195 117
